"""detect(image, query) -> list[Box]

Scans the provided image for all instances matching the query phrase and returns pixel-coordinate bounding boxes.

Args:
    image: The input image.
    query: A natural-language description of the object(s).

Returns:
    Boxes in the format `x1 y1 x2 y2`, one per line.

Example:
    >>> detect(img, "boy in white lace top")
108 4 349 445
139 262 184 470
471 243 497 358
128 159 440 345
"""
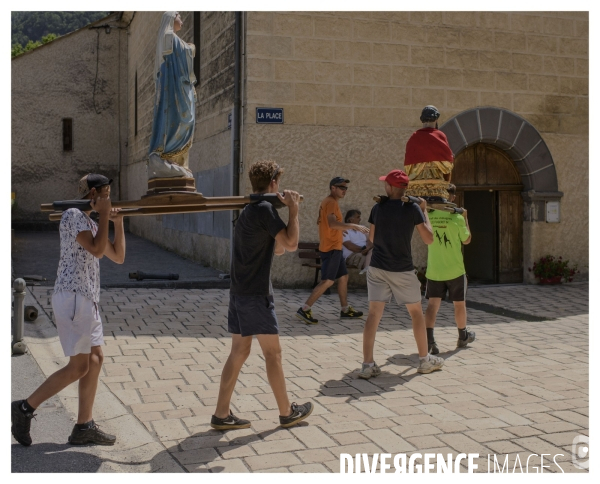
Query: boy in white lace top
11 174 126 447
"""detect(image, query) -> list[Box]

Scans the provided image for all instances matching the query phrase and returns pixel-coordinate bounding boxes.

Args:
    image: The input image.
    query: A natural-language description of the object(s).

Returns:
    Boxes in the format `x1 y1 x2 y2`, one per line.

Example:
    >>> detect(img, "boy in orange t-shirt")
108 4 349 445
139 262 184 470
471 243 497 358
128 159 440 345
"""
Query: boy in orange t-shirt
296 177 370 325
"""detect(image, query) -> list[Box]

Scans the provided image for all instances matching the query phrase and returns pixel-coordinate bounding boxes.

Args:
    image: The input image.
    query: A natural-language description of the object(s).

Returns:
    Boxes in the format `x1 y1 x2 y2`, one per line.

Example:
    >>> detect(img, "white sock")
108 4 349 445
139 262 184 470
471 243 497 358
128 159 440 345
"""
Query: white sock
419 354 430 362
342 306 349 312
362 362 375 368
302 305 311 311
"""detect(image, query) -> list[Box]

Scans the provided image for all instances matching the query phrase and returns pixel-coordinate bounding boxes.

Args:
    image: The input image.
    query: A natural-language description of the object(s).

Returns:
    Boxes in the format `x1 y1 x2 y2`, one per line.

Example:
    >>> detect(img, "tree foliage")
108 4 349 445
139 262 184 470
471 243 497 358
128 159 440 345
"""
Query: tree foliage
12 11 109 57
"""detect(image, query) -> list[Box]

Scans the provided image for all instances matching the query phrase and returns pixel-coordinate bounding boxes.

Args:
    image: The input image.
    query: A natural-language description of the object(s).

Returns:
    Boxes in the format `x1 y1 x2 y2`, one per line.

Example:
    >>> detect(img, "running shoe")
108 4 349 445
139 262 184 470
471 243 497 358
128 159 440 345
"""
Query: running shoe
428 341 440 355
340 306 363 318
358 362 381 379
457 328 476 348
417 355 444 374
296 307 318 324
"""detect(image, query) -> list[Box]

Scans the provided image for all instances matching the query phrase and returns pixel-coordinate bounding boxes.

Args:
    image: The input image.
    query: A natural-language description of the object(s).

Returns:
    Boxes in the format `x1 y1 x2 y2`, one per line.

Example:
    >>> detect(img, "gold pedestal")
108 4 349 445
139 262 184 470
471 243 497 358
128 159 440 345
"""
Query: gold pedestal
405 179 449 199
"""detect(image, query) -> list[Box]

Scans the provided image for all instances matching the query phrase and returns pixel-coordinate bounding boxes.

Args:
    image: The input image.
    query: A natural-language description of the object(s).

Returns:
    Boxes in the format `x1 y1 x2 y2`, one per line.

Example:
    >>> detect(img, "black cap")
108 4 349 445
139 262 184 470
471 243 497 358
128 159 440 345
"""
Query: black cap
420 105 440 123
330 176 350 187
78 174 113 199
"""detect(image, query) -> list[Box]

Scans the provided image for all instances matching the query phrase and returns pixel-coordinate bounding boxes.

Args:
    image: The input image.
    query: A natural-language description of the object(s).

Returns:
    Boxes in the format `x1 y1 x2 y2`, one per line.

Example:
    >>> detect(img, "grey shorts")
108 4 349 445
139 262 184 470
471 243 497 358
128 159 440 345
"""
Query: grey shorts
367 266 422 305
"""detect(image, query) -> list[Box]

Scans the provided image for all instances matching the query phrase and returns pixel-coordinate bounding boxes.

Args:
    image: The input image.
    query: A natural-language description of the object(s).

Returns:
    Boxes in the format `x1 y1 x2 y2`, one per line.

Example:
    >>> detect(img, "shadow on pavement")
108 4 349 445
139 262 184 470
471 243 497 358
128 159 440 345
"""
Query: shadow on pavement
316 349 463 405
152 426 294 472
12 443 103 473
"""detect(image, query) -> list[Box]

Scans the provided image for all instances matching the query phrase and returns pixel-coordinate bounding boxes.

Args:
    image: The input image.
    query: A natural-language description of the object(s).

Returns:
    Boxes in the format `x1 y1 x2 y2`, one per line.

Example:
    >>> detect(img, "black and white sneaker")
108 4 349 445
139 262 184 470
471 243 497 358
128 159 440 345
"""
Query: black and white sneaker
210 411 251 430
279 402 313 428
11 400 35 446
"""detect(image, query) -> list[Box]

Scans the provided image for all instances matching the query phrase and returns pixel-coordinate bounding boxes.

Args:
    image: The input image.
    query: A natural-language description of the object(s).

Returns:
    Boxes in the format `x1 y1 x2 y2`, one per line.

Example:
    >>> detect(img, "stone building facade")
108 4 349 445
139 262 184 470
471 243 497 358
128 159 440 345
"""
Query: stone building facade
11 12 128 227
12 11 588 285
235 12 588 286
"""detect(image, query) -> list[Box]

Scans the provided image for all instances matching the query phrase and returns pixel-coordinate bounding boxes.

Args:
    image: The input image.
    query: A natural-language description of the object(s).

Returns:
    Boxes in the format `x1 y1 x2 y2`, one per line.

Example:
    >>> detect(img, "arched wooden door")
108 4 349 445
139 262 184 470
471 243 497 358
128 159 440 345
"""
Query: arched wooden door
453 144 523 284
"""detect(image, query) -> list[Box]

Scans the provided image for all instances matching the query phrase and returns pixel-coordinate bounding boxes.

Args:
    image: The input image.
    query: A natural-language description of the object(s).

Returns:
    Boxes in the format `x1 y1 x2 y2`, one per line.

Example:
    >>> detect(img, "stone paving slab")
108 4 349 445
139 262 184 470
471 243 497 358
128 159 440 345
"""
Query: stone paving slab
23 283 589 473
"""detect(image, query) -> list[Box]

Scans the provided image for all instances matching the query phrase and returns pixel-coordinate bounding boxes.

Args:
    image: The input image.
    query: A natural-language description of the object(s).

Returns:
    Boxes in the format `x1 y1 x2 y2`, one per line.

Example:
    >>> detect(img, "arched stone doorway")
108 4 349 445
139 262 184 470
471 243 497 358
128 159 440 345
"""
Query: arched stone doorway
452 144 523 283
440 107 563 284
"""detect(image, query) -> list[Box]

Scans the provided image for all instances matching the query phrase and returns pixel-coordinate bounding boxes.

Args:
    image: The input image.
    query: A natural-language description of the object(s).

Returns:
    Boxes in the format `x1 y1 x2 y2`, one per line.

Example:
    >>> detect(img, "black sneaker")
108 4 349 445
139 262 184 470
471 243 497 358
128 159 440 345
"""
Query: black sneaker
428 341 440 355
340 306 363 318
11 400 35 446
68 420 116 446
279 402 313 428
210 411 251 430
296 307 318 325
457 328 476 348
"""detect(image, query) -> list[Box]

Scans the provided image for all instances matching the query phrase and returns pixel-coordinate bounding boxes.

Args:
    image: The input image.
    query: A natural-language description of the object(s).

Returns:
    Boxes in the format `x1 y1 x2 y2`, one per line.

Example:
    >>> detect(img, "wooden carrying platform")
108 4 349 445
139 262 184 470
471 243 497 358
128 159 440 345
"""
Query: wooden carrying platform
146 177 196 195
41 191 304 221
373 195 464 214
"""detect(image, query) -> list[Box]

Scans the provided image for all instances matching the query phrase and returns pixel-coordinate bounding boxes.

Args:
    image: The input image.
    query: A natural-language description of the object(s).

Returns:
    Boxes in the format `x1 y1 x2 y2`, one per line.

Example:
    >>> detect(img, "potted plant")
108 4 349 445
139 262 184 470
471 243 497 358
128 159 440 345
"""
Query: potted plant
528 255 579 284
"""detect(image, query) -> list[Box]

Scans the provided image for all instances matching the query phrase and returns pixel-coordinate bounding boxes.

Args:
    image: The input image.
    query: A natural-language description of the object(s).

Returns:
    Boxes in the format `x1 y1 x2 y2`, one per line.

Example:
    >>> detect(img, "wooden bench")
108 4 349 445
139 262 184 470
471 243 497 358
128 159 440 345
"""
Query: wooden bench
298 242 358 289
298 242 322 288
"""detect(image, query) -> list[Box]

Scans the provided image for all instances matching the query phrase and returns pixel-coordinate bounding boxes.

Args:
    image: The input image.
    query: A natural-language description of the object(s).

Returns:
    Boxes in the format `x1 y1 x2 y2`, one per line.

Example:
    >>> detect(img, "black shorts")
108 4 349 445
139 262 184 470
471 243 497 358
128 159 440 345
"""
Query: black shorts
425 274 467 302
228 294 279 337
320 249 348 281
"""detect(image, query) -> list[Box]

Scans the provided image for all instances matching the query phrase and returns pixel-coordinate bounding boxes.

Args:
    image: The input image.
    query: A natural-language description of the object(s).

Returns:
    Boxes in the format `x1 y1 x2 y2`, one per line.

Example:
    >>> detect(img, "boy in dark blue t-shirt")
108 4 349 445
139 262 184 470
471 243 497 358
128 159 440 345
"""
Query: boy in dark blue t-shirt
359 170 445 379
211 160 313 430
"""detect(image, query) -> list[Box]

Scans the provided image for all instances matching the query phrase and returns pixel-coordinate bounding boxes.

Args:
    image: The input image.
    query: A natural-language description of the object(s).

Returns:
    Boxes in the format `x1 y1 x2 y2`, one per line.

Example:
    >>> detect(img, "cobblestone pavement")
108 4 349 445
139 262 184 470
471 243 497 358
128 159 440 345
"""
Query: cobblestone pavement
468 282 588 320
26 283 589 473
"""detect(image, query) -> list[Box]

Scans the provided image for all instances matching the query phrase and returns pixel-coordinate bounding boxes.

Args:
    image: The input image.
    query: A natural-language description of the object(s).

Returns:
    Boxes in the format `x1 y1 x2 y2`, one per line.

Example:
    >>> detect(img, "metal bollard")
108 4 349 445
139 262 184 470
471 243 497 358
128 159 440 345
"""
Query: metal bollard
12 278 27 354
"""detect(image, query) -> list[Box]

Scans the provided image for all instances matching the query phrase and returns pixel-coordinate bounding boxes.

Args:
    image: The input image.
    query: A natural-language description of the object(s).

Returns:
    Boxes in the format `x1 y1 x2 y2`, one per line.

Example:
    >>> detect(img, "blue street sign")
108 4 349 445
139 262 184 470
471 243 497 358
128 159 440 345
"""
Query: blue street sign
256 107 284 124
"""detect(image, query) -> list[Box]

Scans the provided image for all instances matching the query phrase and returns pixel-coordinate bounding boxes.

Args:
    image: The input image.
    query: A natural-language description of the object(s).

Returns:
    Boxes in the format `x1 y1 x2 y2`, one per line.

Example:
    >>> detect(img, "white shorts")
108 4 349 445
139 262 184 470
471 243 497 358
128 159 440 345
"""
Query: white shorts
52 291 104 357
367 266 422 305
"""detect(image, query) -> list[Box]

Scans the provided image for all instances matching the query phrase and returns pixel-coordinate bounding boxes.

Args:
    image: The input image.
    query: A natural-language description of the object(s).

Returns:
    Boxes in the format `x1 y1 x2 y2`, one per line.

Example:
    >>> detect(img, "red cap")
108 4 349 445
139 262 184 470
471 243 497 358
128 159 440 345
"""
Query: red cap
379 169 409 188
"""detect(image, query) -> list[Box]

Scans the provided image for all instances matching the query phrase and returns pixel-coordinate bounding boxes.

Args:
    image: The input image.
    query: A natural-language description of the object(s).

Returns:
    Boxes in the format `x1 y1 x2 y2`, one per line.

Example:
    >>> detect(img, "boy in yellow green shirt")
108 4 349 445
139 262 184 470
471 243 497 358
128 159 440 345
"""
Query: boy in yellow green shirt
424 184 476 354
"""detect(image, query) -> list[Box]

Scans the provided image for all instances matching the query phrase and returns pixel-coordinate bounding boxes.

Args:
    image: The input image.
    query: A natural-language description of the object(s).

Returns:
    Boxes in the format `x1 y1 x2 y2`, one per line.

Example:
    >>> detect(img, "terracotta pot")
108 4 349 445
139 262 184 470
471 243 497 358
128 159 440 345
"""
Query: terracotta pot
539 276 562 285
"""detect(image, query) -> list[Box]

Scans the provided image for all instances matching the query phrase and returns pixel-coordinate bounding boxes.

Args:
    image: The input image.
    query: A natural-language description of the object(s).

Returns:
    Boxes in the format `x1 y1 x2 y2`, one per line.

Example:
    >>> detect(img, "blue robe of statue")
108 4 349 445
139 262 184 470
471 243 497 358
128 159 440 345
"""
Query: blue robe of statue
149 35 196 163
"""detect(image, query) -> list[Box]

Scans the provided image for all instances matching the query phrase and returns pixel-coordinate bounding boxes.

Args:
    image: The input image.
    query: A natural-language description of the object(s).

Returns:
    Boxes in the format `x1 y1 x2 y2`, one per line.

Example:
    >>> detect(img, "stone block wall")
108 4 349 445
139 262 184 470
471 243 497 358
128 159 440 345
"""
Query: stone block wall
241 11 588 286
11 12 128 226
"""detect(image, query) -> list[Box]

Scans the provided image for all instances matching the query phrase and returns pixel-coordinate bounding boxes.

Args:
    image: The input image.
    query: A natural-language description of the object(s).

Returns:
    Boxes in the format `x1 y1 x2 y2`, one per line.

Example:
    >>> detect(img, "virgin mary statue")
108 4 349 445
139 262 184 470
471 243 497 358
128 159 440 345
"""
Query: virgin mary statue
148 11 197 179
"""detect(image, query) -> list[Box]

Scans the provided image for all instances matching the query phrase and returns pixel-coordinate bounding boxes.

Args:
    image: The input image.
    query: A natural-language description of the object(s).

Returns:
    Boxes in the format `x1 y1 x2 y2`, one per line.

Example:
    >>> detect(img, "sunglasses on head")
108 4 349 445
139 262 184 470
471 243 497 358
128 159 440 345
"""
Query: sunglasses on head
334 185 348 191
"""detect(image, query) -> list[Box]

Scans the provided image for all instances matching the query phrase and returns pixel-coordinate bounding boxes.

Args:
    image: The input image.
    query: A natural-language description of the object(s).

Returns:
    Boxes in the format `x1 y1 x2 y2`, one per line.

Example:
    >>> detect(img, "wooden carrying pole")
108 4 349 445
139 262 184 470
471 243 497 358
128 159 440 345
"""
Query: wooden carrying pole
41 193 303 213
47 203 249 221
373 195 465 214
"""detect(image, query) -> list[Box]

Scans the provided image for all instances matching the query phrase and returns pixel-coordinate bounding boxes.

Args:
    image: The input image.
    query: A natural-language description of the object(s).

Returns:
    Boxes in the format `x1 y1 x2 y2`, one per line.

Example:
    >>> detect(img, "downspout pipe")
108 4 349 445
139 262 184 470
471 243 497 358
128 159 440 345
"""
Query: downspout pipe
232 12 242 197
229 11 242 272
